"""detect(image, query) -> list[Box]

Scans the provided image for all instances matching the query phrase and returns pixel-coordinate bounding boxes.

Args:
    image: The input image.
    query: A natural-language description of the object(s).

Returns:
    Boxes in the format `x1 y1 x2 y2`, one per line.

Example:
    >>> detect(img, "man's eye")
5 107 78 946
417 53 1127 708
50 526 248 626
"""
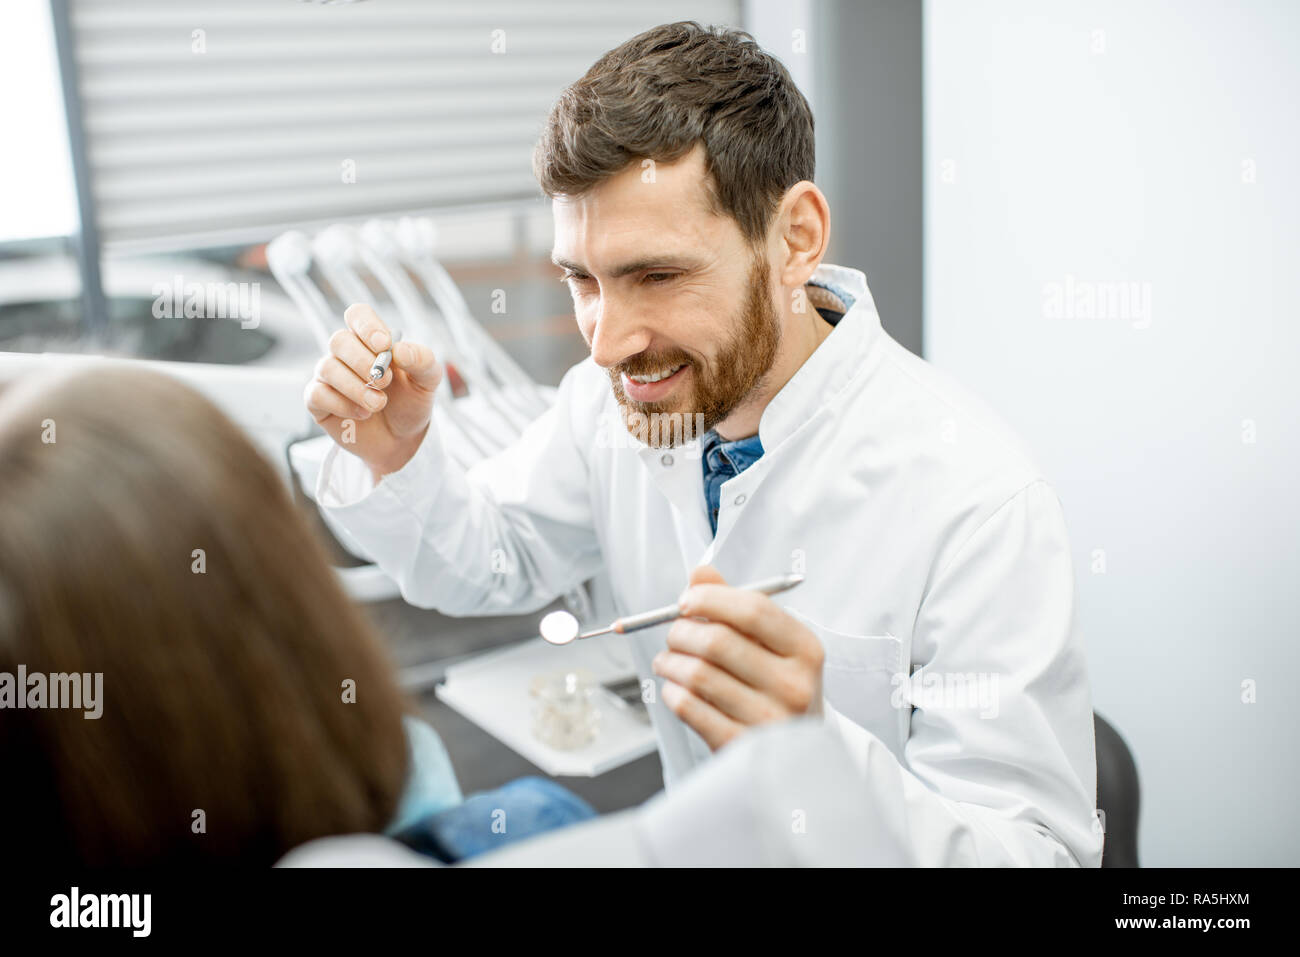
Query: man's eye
561 272 592 285
644 272 675 284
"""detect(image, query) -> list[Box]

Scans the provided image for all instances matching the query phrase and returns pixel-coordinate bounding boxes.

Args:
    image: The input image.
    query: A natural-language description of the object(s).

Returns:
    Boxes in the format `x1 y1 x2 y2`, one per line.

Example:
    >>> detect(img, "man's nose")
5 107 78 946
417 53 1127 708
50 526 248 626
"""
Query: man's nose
587 293 651 370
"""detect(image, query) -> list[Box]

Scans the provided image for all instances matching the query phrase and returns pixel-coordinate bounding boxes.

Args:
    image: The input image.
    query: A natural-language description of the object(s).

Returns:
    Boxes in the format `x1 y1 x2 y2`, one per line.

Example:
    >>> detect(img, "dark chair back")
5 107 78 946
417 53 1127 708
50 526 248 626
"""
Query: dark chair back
1094 711 1140 867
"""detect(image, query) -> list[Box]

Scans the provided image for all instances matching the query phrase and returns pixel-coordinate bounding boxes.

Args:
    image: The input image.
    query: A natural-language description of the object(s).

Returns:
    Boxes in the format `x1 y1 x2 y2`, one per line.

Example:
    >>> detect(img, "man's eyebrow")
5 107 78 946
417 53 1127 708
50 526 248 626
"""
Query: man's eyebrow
550 255 701 278
551 256 587 274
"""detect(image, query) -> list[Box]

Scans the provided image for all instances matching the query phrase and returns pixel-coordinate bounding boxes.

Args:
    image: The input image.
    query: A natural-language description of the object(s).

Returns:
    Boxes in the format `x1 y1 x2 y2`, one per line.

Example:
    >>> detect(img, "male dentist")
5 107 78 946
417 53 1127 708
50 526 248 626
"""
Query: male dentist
305 22 1103 866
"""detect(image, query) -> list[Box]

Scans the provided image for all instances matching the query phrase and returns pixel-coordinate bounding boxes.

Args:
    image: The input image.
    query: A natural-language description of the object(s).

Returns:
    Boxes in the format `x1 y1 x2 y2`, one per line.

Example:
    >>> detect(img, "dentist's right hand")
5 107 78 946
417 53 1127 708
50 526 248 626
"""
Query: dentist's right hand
304 303 443 482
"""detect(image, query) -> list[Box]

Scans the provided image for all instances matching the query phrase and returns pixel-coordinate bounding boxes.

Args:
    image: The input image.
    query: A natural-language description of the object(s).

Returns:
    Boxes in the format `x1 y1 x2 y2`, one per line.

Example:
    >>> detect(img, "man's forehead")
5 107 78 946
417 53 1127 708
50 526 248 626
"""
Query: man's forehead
550 148 727 265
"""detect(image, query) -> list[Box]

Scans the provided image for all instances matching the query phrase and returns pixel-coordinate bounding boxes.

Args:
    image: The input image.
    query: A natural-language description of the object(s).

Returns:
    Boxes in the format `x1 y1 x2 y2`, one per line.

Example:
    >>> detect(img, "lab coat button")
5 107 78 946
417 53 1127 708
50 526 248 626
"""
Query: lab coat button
660 453 674 467
734 493 747 506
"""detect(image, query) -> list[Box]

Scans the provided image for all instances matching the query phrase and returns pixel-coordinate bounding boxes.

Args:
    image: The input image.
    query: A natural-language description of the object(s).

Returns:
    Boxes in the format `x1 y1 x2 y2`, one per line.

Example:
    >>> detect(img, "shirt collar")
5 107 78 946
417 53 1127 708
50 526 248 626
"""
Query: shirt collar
702 428 764 475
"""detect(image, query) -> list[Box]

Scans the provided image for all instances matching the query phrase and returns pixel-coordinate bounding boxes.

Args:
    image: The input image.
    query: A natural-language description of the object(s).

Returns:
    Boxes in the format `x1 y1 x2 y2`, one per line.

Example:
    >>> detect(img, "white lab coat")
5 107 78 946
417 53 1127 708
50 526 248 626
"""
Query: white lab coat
316 263 1103 867
459 719 946 867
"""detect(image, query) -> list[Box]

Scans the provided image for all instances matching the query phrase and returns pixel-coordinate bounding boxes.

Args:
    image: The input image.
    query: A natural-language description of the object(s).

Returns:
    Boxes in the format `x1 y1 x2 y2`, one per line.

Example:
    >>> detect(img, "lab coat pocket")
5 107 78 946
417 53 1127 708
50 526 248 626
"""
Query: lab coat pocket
788 609 906 756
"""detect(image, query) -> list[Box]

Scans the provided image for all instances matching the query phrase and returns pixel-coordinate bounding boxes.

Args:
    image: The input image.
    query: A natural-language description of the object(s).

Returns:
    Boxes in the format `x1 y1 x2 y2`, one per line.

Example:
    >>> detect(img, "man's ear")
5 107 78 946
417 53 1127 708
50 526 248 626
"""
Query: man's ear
776 182 831 291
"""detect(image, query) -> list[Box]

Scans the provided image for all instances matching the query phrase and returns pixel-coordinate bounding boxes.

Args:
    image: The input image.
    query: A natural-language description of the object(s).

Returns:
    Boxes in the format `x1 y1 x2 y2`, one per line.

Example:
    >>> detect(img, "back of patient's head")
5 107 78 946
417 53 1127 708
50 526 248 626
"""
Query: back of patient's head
0 367 410 866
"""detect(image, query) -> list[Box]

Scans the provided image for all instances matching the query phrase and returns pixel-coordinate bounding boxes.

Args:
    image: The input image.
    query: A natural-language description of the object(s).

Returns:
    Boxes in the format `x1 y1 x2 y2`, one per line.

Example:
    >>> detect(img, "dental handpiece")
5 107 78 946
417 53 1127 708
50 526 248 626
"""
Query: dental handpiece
538 573 805 646
368 329 404 385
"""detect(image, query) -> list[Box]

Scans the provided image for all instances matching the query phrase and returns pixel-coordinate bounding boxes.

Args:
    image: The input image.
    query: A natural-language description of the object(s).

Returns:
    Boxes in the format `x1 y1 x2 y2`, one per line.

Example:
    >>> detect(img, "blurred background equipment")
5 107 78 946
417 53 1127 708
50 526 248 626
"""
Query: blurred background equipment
270 215 601 636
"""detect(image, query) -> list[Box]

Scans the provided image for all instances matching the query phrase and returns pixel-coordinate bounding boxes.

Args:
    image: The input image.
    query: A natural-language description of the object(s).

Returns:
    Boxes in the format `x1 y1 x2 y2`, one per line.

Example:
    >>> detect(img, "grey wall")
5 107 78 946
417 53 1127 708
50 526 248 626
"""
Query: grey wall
812 0 923 356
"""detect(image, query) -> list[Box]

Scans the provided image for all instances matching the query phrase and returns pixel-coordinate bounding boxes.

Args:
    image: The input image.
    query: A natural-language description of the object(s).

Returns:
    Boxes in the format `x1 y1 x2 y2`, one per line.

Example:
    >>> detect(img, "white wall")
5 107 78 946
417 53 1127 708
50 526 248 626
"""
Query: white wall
925 0 1299 866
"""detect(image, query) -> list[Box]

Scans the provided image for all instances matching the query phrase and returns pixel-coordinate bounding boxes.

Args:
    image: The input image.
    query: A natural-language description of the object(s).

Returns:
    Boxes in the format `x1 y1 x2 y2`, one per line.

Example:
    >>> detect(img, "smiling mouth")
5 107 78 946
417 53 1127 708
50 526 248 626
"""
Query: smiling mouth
619 362 690 403
627 363 686 384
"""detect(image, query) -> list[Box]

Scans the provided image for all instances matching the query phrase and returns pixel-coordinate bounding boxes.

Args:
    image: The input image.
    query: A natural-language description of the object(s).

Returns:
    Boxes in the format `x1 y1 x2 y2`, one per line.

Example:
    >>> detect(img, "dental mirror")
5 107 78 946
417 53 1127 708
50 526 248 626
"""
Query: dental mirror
537 573 804 645
539 610 580 645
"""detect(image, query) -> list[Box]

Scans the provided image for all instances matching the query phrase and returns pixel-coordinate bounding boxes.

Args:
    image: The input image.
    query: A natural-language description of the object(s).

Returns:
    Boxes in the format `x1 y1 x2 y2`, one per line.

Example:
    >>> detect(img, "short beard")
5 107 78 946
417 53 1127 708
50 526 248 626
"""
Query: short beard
608 249 781 449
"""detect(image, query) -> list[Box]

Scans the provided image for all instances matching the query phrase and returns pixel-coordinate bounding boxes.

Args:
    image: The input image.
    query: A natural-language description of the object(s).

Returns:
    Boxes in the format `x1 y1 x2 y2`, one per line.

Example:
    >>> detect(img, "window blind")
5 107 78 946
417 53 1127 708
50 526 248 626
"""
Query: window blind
66 0 741 251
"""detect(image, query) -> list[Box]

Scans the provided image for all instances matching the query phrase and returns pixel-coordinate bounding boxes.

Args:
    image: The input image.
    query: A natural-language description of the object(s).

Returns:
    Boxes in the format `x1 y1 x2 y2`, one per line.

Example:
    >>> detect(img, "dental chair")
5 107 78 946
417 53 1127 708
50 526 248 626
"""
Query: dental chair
1094 711 1141 867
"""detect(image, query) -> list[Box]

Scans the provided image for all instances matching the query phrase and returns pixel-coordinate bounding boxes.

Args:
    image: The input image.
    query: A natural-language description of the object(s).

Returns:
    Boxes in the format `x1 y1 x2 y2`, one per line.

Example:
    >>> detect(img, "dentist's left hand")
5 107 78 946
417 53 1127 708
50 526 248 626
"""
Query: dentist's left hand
651 565 826 751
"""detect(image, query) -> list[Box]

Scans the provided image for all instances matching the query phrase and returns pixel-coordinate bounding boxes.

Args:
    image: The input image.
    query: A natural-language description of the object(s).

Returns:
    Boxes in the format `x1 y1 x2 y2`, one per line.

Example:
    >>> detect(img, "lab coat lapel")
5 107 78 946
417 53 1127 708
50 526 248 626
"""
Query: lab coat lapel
635 440 713 567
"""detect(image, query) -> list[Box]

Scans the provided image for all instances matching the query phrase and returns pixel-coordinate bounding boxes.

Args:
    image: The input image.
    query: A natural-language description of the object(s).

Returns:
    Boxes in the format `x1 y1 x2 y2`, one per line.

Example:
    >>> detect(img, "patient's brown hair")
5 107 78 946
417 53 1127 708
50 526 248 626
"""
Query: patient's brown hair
0 367 411 866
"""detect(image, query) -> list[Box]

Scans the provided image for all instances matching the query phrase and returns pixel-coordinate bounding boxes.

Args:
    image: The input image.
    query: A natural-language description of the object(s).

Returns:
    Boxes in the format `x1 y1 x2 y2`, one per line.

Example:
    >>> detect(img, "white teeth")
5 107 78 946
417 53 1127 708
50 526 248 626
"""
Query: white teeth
629 364 683 384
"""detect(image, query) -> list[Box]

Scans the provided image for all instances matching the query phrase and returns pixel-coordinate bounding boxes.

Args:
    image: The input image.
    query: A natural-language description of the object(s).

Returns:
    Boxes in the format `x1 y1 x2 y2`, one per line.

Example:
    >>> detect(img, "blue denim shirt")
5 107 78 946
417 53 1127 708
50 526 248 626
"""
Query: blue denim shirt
701 429 765 535
699 279 856 536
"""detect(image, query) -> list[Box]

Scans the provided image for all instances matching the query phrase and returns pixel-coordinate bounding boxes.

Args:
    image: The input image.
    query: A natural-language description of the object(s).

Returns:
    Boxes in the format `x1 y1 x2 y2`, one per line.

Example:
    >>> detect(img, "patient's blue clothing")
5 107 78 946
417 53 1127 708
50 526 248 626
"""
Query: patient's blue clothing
384 715 596 862
385 716 465 833
391 776 597 863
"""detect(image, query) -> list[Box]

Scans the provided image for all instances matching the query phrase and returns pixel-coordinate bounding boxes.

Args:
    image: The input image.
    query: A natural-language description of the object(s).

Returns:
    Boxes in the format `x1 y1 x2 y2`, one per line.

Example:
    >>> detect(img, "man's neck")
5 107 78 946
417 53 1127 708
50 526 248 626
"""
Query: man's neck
712 306 836 441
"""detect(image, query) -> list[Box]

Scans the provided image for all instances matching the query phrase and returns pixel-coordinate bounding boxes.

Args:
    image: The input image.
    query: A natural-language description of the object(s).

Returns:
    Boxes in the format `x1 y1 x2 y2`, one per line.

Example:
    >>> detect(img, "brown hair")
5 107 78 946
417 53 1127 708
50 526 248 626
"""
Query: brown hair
533 20 815 245
0 367 411 866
